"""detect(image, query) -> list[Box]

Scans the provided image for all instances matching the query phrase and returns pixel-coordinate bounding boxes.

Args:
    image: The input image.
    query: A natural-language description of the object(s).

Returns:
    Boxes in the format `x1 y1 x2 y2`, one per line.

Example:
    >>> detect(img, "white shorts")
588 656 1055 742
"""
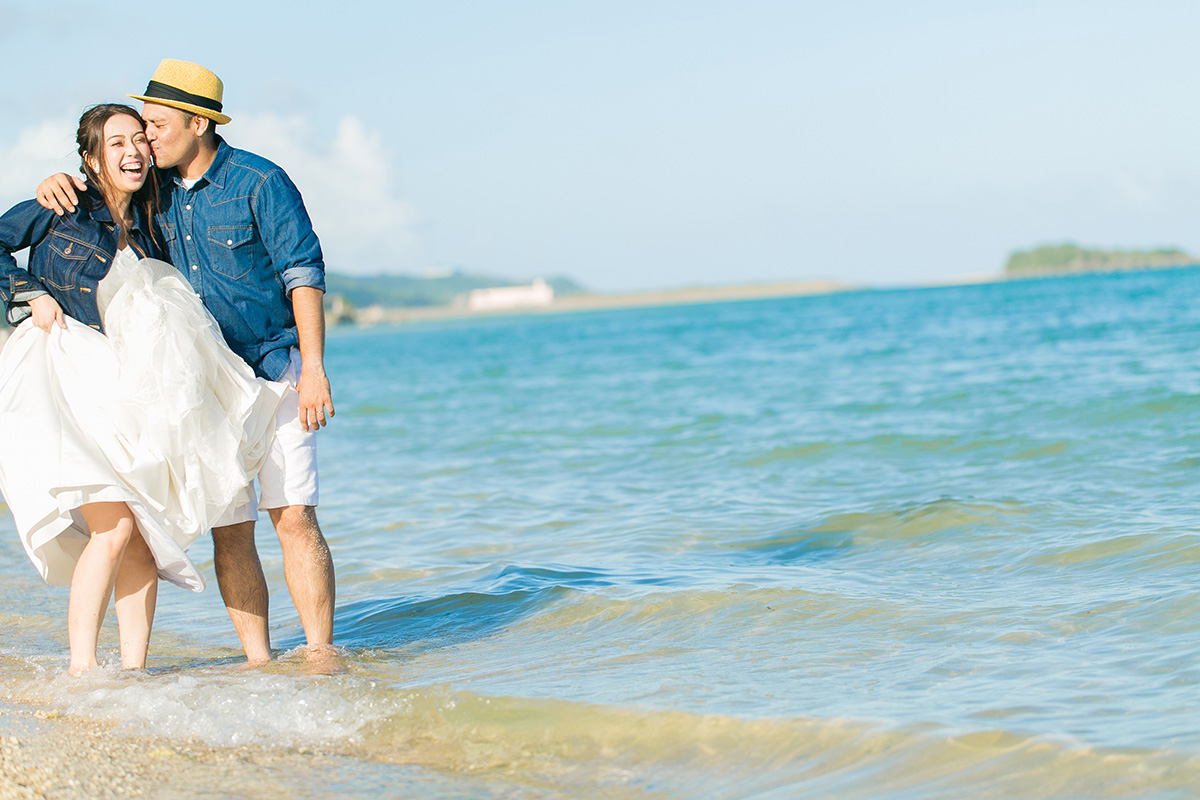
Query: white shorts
215 348 319 527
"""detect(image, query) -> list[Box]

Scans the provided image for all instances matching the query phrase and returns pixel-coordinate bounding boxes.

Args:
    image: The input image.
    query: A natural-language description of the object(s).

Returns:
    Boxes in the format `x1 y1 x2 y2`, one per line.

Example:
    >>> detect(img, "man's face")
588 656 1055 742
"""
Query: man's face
141 103 197 169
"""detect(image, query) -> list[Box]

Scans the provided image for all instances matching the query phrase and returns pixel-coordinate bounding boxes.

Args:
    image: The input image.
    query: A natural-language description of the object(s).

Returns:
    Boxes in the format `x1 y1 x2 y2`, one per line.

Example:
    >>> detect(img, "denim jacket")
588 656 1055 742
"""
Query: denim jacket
158 136 326 380
0 191 164 332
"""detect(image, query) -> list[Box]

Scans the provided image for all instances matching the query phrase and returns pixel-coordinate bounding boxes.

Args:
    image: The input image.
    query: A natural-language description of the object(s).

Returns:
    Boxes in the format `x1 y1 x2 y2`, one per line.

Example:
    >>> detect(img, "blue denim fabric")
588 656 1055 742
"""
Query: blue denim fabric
0 191 163 332
158 136 325 380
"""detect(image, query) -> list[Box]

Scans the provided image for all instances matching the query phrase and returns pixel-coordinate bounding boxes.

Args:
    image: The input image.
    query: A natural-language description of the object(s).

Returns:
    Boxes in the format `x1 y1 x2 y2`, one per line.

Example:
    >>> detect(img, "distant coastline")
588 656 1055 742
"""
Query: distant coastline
333 279 853 326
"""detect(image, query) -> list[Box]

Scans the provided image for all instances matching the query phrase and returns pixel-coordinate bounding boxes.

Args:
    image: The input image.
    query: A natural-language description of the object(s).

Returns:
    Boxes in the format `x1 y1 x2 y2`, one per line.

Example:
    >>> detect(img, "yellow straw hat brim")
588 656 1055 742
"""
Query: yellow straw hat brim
127 95 232 125
128 59 232 125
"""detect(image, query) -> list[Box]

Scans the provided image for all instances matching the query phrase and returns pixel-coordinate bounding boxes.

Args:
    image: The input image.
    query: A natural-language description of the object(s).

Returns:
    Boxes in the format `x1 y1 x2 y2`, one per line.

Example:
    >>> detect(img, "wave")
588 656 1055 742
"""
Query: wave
331 589 568 652
326 565 636 651
352 690 1200 799
13 669 1197 799
727 499 1038 561
1026 532 1200 571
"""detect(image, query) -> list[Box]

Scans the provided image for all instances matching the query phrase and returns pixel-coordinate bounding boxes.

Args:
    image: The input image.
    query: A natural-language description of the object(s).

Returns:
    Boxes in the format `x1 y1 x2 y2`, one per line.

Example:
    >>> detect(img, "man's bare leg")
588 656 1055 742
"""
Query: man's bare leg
268 506 335 648
114 530 158 669
211 521 272 663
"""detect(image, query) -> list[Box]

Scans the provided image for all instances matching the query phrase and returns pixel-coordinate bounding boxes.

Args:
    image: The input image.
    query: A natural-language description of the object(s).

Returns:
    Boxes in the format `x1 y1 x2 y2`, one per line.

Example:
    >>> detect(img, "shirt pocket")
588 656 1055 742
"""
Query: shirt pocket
207 226 256 280
42 231 99 290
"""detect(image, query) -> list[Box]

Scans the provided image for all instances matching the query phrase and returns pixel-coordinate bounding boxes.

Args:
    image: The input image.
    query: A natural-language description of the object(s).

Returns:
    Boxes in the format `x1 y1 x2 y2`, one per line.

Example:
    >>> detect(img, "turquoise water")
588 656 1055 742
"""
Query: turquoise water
2 268 1200 797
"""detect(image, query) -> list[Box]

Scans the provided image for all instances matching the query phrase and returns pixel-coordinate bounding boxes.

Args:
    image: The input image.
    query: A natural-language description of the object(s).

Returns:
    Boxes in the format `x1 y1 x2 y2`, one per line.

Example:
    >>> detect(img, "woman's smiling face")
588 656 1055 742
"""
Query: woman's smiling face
95 113 152 198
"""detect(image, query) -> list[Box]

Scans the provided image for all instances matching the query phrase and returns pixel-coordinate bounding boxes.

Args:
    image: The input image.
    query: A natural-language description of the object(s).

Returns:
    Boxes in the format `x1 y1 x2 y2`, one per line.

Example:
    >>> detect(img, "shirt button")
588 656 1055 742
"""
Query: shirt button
185 235 191 241
185 205 192 211
227 239 233 245
191 265 198 271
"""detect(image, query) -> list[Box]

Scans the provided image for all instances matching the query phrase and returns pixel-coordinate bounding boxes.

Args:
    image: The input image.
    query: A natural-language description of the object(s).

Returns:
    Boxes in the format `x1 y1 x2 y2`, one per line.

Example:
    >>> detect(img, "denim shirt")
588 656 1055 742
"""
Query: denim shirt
158 136 326 380
0 191 163 332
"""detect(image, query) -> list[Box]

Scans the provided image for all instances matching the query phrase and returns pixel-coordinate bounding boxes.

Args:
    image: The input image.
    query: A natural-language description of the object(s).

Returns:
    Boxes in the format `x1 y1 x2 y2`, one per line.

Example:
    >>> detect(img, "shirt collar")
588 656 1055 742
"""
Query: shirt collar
174 135 231 191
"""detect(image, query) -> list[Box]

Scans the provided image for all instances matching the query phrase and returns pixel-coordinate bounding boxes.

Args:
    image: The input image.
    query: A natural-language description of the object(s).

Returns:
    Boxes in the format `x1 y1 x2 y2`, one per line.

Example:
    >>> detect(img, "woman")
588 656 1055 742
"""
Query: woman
0 104 285 675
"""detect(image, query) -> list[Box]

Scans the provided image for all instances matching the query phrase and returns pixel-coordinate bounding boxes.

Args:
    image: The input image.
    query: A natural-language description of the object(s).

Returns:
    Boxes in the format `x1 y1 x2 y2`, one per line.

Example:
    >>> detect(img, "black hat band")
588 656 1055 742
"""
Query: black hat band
141 80 223 113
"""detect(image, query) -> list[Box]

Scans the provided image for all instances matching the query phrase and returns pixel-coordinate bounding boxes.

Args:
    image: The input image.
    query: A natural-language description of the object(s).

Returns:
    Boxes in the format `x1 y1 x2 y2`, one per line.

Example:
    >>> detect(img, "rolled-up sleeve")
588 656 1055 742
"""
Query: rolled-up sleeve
0 200 54 325
252 170 326 296
7 288 50 325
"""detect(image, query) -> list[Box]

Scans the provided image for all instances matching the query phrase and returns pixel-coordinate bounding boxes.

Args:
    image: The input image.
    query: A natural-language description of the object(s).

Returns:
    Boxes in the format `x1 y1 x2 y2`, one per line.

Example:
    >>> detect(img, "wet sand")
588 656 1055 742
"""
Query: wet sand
0 702 346 800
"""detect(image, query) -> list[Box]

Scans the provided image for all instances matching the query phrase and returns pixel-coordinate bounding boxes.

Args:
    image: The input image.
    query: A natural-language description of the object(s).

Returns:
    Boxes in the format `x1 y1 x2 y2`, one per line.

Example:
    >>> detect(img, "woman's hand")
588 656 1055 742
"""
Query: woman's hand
28 295 67 332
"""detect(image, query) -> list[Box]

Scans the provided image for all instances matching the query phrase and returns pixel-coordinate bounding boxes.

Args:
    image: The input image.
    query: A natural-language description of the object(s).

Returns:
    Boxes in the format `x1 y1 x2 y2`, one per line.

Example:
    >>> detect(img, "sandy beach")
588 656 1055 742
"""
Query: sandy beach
346 278 854 326
0 700 347 800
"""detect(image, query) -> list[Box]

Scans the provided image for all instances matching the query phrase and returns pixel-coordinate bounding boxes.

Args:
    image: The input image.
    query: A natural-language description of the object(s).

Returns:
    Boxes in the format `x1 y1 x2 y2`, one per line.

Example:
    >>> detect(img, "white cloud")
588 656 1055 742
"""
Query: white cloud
0 116 80 211
229 114 421 275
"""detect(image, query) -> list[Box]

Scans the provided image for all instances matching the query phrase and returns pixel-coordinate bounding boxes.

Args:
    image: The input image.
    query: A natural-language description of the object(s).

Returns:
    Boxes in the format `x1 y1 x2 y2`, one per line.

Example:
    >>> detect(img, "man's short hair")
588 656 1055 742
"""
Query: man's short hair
178 110 214 139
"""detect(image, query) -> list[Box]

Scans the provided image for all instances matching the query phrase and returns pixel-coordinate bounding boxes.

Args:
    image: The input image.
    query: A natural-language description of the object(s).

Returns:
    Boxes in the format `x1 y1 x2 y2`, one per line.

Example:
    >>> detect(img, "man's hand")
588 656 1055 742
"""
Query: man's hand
296 364 334 432
28 295 66 332
36 174 87 215
290 285 333 432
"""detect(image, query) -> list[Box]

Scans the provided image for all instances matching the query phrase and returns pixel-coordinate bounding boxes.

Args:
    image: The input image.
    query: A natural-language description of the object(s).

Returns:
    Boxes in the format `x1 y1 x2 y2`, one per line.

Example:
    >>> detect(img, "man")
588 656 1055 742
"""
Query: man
39 59 336 664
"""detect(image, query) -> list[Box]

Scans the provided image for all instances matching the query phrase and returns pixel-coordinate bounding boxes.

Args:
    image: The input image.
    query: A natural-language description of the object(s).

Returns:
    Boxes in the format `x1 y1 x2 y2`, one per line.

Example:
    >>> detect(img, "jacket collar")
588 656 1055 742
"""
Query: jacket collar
81 187 153 240
86 190 114 224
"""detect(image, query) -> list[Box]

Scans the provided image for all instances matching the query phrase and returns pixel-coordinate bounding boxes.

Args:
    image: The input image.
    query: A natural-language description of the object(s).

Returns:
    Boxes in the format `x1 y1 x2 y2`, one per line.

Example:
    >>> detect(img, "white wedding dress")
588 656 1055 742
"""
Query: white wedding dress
0 249 286 591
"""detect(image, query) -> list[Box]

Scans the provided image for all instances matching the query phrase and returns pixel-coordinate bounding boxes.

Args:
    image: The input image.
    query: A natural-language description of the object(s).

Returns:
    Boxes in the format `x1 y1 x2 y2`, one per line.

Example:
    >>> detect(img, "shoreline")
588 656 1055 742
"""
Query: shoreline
334 261 1200 329
339 278 854 326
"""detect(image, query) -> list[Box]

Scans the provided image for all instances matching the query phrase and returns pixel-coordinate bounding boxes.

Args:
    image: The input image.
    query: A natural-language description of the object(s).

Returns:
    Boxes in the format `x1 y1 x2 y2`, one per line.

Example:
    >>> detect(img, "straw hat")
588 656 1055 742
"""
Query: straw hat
128 59 232 125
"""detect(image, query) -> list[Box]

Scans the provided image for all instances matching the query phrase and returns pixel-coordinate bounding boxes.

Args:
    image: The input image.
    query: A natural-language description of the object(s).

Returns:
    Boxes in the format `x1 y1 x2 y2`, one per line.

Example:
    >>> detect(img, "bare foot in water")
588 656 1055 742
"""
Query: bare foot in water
303 644 348 675
236 655 273 671
68 661 97 678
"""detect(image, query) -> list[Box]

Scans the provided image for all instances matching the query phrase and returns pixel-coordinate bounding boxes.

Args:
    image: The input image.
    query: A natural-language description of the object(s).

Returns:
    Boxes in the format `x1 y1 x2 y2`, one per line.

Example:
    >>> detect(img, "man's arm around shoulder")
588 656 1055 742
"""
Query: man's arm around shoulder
35 175 87 215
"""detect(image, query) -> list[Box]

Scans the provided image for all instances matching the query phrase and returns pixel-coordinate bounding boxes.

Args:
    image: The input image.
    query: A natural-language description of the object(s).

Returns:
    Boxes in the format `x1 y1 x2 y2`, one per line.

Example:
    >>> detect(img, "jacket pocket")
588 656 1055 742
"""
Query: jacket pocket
207 226 255 280
42 231 96 289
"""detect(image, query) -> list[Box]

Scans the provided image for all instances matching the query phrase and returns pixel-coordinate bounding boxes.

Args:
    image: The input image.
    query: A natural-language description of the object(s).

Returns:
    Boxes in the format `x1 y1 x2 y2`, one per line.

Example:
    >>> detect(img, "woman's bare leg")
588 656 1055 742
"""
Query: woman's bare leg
67 502 136 676
114 529 157 669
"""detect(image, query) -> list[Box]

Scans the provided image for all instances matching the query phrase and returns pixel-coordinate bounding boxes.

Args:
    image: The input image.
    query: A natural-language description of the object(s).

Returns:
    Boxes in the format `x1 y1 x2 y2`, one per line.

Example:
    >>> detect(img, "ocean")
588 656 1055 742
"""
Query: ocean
1 267 1199 798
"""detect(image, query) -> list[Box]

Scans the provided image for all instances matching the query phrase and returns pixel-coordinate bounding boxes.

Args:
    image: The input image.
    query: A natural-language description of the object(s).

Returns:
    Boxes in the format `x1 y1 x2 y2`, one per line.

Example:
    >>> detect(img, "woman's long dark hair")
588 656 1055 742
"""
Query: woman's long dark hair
76 104 161 258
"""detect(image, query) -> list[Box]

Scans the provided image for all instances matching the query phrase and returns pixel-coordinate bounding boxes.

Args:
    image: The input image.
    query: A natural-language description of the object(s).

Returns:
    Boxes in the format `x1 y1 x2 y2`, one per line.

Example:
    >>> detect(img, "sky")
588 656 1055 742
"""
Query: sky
2 0 1199 292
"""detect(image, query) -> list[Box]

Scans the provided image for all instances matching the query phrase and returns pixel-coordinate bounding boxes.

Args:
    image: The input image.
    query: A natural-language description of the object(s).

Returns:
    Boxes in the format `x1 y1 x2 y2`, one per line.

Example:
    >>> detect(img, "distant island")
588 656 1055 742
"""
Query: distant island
1005 244 1198 275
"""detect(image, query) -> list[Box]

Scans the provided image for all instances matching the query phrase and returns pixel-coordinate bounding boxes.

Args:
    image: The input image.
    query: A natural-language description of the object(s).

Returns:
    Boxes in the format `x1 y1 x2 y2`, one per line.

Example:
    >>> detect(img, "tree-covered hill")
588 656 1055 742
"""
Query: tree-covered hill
1006 244 1197 275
